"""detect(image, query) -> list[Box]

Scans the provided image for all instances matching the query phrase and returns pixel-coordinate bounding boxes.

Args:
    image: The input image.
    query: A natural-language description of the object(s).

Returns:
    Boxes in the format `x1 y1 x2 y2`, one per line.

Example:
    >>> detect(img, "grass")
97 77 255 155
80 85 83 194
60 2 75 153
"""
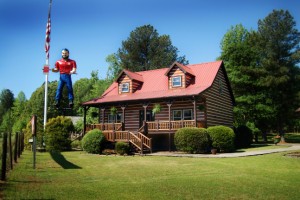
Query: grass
237 143 290 152
2 148 300 200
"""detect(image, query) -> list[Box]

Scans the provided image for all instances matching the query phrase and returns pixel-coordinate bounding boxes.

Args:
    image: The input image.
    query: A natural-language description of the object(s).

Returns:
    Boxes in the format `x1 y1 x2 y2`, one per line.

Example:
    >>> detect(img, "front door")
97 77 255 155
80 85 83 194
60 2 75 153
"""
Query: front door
139 110 154 127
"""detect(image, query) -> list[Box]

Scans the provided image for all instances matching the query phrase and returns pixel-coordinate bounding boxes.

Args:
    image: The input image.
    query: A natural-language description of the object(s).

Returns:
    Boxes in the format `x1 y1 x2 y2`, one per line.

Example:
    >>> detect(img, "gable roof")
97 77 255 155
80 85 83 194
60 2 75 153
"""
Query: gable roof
116 69 144 83
164 62 195 76
82 61 233 106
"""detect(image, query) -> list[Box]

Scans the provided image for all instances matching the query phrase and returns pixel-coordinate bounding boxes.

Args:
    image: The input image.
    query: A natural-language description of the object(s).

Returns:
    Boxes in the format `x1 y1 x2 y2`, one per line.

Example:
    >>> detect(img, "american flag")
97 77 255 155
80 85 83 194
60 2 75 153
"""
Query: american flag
45 0 52 60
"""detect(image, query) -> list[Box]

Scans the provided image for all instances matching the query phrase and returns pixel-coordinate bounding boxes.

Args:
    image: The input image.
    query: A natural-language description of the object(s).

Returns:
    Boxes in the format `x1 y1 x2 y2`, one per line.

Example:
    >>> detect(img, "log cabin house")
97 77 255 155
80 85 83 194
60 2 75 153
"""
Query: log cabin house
81 61 235 153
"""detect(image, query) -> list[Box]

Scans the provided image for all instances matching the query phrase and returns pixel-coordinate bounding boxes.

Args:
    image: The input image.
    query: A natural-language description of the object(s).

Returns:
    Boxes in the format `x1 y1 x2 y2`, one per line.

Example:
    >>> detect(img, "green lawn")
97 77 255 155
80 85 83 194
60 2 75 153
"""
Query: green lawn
2 149 300 200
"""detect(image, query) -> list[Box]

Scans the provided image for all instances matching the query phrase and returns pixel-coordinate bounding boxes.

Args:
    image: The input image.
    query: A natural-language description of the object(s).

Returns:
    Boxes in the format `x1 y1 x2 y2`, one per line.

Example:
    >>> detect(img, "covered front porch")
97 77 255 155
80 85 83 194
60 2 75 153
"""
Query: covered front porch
82 97 207 153
85 119 206 153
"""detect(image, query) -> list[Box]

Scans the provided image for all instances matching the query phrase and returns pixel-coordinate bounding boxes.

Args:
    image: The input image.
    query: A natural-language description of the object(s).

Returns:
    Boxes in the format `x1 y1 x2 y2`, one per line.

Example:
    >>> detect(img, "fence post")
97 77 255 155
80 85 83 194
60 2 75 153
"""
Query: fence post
1 132 8 181
31 115 37 169
8 132 13 170
14 132 19 163
18 132 21 158
20 132 24 153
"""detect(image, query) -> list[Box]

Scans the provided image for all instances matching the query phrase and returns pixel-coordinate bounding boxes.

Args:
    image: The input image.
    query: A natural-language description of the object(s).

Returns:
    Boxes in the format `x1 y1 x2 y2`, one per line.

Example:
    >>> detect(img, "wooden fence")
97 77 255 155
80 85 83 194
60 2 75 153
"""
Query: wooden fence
1 132 24 181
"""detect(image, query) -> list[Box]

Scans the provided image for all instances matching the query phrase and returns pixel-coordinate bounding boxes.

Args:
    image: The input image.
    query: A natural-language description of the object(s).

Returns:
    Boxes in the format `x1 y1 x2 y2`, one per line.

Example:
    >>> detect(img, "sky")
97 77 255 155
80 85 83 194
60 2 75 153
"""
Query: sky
0 0 299 99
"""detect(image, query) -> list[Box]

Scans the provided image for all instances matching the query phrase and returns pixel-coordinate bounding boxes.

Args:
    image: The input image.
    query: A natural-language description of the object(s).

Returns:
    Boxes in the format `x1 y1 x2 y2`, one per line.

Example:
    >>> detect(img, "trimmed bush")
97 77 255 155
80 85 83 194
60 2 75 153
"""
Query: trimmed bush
207 126 235 152
115 142 130 155
45 116 74 151
234 125 253 148
174 127 211 153
81 129 106 154
24 118 44 150
71 140 82 150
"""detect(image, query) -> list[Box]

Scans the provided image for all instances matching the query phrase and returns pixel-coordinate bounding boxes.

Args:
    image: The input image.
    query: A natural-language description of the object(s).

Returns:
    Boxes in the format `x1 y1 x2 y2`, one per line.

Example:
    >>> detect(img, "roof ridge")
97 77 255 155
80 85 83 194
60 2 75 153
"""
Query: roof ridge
187 60 222 67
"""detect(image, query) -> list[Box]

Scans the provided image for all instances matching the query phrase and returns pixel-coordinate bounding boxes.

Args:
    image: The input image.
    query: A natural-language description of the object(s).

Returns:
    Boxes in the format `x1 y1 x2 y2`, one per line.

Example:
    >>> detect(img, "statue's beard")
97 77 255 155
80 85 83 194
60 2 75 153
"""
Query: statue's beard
62 55 69 59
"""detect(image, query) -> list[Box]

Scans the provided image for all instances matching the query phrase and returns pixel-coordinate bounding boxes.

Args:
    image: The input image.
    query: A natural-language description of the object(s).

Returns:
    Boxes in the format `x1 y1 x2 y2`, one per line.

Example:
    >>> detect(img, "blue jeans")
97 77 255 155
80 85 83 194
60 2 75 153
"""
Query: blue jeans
55 74 74 101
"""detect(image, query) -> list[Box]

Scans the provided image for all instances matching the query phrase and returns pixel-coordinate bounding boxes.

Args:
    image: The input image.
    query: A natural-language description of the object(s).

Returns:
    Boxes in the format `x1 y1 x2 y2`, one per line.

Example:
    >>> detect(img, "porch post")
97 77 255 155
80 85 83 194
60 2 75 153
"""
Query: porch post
98 107 101 123
143 104 148 121
83 106 89 134
192 97 197 127
121 106 126 131
143 103 148 135
167 103 172 130
167 102 172 152
101 108 105 130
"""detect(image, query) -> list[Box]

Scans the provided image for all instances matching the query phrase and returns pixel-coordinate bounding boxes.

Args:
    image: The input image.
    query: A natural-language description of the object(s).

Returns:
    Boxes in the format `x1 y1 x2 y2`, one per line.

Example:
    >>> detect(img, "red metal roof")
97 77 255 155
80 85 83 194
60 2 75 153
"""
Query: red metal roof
83 61 224 105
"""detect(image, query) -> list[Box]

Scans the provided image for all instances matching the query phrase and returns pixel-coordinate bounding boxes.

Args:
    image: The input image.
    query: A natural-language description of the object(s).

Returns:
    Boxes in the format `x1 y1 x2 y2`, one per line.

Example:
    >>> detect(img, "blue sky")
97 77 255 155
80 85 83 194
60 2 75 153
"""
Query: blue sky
0 0 299 99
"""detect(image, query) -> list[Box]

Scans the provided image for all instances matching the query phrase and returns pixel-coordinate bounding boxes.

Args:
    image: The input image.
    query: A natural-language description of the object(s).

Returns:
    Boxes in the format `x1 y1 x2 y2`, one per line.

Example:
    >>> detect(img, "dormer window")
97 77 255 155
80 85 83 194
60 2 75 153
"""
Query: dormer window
172 76 182 87
121 83 129 93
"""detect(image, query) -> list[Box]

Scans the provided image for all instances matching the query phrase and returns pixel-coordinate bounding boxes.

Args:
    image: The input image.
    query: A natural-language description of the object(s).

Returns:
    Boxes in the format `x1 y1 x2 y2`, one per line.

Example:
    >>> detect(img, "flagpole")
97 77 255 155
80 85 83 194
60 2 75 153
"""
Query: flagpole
43 0 52 130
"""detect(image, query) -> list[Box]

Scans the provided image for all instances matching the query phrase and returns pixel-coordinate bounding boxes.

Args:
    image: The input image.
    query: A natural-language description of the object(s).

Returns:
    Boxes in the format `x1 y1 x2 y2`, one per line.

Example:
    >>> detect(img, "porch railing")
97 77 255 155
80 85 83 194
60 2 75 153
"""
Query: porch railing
86 120 205 133
147 120 205 130
86 123 122 132
101 130 152 154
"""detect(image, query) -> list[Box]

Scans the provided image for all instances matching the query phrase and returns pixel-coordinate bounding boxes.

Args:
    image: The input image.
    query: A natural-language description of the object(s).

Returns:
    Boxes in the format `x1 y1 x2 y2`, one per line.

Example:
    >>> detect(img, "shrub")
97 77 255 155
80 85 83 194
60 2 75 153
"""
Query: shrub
71 139 82 150
234 125 253 148
23 118 44 150
115 142 130 155
174 127 211 153
207 126 235 152
45 116 74 151
81 129 106 154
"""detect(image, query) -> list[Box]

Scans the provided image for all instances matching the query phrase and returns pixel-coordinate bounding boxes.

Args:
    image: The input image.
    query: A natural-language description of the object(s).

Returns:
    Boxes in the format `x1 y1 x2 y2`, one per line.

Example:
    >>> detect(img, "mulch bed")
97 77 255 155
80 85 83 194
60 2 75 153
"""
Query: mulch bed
285 152 300 158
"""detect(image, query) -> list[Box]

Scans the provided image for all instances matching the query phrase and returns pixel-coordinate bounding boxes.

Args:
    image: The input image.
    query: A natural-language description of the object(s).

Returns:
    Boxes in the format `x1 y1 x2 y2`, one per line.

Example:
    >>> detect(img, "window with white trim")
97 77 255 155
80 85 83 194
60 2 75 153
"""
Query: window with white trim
121 82 129 93
172 76 182 87
172 109 193 120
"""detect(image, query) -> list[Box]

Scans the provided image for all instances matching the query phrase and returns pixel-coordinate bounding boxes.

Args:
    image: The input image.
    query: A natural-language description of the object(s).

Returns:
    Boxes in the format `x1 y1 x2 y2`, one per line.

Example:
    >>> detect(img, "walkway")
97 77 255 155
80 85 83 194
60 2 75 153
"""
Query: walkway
148 143 300 158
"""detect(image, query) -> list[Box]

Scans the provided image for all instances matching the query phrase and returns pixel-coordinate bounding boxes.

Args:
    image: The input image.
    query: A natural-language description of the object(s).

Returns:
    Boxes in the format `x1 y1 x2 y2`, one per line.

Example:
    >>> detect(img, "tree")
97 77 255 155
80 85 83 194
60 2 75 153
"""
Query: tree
255 10 300 133
117 24 188 72
219 25 272 129
0 89 14 125
73 71 111 123
0 109 13 133
106 53 122 81
12 92 28 133
219 10 300 135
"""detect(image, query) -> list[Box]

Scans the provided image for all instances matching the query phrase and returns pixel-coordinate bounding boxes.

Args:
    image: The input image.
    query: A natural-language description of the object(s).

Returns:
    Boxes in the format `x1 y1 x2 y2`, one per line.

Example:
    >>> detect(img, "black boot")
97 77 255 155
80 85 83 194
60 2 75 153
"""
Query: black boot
69 100 74 108
55 100 60 108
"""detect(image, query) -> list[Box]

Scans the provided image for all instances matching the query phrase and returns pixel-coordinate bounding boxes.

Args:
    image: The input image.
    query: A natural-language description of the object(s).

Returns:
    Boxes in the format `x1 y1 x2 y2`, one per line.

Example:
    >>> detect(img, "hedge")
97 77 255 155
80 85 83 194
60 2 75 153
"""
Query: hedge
45 116 74 151
81 129 106 154
174 127 211 153
207 125 235 152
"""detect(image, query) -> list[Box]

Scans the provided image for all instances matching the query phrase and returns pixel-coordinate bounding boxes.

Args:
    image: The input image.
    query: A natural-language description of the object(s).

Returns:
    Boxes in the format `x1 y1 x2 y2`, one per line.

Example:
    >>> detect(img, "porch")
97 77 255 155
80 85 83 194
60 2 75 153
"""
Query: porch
85 119 206 153
82 97 207 153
